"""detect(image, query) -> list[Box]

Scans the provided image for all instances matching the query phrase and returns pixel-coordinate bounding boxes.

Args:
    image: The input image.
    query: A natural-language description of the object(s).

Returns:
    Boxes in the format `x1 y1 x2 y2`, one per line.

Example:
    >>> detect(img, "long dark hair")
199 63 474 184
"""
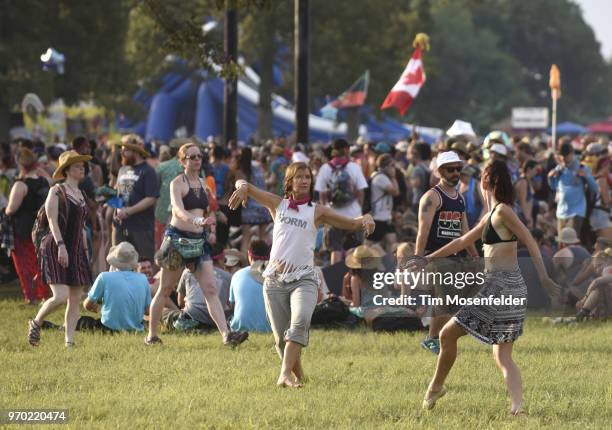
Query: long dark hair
483 160 514 204
237 147 252 181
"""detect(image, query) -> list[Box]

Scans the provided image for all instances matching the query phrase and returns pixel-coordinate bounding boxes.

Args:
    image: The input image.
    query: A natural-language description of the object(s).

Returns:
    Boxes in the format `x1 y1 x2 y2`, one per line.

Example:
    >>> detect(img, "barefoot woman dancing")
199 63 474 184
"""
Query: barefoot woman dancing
147 142 248 346
229 162 375 387
413 160 560 414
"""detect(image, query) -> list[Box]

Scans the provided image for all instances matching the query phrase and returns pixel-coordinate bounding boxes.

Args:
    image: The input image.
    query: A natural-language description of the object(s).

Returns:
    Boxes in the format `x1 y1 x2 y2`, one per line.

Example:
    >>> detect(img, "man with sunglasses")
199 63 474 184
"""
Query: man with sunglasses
414 151 479 355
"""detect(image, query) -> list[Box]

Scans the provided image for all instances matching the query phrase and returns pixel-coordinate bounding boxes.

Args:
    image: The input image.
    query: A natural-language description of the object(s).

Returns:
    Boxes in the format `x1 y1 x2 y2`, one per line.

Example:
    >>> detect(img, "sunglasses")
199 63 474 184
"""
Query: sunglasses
185 154 203 161
443 166 462 173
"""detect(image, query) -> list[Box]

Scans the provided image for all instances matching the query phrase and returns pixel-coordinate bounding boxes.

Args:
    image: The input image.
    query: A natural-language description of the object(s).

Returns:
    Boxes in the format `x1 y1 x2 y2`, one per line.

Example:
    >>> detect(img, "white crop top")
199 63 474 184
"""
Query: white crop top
262 199 318 281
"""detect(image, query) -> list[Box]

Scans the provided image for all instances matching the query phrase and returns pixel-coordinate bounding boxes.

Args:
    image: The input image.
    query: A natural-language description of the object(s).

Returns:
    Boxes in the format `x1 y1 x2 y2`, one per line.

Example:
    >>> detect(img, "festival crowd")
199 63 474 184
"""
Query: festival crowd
1 128 610 350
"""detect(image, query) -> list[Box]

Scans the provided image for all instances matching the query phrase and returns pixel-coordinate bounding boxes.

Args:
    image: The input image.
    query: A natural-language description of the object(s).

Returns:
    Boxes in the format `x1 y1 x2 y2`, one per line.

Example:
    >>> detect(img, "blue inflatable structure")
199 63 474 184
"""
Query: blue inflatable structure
121 63 440 145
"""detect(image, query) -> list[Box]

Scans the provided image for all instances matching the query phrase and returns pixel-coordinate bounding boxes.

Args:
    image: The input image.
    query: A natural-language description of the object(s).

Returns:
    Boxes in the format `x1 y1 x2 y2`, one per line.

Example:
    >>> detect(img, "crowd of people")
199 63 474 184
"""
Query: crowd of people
1 128 611 407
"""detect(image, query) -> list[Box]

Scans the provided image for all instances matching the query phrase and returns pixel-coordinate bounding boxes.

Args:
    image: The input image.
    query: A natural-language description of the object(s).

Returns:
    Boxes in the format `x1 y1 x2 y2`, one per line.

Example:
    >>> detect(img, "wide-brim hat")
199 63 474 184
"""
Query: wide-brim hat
345 245 385 269
271 145 285 156
106 241 139 271
113 135 150 158
52 150 92 180
556 227 580 244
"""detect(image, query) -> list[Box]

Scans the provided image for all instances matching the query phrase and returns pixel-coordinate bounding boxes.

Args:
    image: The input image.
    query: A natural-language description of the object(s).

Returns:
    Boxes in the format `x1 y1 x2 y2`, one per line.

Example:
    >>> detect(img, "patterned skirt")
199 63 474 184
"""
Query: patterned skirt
454 269 527 345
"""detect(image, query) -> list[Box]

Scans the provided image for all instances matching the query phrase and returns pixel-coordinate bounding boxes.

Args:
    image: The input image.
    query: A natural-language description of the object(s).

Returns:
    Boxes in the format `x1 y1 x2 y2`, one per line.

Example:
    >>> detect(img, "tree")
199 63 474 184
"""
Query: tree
0 0 132 140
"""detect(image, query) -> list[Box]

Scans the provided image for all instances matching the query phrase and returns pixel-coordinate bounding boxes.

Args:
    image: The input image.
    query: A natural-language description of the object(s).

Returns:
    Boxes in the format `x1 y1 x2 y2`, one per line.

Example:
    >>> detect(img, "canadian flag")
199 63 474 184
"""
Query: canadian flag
380 48 426 116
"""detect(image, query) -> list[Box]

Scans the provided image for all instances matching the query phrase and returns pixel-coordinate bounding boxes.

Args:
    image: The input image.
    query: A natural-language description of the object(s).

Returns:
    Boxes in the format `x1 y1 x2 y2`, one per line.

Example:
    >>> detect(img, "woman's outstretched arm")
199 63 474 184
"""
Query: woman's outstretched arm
229 180 282 218
315 205 375 235
498 204 560 297
427 216 487 259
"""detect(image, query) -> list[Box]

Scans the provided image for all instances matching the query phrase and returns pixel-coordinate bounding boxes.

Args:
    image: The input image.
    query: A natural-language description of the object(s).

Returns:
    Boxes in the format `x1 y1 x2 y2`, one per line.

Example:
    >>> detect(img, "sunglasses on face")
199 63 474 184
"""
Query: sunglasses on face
185 154 203 161
443 166 462 173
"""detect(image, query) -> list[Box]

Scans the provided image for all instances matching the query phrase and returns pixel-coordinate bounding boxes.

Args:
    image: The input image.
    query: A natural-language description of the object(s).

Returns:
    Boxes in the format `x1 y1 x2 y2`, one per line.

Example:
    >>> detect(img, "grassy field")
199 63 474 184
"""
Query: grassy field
1 282 611 430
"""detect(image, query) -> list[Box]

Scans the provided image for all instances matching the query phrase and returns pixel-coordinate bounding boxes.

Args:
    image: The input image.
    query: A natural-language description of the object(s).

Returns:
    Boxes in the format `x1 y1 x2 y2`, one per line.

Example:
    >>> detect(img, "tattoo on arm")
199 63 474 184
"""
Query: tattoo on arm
422 196 433 213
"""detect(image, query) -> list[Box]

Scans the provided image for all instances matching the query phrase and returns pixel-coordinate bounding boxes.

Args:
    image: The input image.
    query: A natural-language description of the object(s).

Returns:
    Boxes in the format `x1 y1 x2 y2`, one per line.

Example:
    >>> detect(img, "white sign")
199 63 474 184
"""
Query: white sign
512 107 549 129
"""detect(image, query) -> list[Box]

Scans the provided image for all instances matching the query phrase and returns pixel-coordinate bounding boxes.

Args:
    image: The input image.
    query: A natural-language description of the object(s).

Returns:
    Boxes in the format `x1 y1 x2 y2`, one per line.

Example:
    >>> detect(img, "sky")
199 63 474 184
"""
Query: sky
574 0 612 60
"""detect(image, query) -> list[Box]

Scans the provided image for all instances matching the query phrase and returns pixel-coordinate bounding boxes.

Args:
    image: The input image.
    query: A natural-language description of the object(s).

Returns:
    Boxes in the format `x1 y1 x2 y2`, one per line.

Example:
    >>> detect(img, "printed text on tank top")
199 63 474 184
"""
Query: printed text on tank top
263 199 317 281
432 185 464 239
424 185 466 255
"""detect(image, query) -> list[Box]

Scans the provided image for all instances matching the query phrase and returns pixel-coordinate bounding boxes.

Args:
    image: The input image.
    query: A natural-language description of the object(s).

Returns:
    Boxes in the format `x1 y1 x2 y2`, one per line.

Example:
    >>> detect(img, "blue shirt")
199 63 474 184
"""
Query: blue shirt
88 271 152 332
547 159 599 219
229 267 271 333
212 163 230 200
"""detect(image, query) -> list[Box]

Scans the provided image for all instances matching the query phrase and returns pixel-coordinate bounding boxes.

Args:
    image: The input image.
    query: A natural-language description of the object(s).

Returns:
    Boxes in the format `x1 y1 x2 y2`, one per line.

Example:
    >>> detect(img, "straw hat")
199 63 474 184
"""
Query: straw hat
556 227 580 245
271 145 285 156
52 150 92 180
106 242 139 271
113 134 150 158
345 245 385 269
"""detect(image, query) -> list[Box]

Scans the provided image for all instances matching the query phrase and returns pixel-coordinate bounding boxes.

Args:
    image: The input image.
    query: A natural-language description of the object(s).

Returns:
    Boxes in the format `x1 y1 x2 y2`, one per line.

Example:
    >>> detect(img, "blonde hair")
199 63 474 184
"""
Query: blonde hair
177 142 213 197
178 142 199 160
396 242 415 259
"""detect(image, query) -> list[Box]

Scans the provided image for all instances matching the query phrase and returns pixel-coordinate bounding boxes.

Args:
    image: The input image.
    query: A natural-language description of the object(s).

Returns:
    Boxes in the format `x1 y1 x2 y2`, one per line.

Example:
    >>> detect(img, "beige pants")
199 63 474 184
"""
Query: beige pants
263 272 318 358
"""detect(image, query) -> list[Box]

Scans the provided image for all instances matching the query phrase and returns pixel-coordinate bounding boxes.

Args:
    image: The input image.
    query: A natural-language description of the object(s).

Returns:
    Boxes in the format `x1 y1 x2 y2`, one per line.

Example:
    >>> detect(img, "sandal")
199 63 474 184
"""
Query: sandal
144 336 163 345
422 386 447 410
27 319 41 347
224 331 249 347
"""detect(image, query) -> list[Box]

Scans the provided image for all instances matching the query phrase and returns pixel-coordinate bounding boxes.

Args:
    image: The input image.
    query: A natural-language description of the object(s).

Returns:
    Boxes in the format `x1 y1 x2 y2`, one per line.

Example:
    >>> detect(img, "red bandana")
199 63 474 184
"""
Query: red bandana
288 195 311 211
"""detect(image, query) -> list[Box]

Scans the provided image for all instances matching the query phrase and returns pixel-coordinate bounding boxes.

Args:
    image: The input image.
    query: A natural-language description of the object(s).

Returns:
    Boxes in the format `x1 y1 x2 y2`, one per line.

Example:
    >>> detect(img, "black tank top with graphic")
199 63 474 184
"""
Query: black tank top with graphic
425 185 466 255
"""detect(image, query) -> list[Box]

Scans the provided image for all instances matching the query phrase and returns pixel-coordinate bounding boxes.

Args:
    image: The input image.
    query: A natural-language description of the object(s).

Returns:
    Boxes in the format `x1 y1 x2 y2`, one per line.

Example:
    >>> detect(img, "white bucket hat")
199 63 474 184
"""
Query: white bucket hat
556 227 580 245
436 151 464 173
106 242 139 271
489 143 508 157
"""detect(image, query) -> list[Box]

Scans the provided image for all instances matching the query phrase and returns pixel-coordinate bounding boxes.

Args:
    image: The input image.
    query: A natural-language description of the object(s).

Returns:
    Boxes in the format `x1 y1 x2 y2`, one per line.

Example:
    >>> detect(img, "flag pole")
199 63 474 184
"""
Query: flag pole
551 96 557 152
549 64 561 152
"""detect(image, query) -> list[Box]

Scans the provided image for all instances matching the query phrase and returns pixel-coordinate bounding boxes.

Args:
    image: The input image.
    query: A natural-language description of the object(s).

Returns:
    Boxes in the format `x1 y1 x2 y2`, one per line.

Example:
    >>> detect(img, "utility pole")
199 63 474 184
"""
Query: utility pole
294 0 310 146
224 5 238 145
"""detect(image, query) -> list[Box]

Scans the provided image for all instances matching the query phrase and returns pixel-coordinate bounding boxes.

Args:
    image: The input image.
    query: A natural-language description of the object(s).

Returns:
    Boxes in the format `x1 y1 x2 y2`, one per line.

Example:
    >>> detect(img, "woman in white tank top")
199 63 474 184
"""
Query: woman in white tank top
230 162 375 387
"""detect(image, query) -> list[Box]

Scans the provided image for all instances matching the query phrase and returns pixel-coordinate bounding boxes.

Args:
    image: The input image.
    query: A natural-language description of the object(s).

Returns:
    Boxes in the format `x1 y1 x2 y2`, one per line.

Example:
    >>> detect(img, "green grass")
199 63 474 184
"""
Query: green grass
0 282 611 429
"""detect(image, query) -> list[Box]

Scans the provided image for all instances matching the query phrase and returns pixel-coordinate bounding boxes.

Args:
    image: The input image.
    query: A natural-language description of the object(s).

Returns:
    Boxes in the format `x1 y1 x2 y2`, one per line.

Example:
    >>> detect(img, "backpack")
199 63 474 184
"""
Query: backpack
32 184 68 257
310 296 350 325
328 162 355 208
362 171 387 215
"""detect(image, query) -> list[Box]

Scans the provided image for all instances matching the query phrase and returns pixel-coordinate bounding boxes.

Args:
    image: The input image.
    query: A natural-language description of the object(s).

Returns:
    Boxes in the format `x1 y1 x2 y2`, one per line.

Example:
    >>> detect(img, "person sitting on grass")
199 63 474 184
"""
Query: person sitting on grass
340 245 385 310
81 242 151 332
575 248 612 321
161 267 227 332
228 239 272 333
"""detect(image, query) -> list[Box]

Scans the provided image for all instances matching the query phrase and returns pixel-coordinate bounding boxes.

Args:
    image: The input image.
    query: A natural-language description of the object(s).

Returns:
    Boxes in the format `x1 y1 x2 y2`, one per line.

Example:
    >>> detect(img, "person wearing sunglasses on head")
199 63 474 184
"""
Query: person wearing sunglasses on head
146 142 248 347
414 151 480 355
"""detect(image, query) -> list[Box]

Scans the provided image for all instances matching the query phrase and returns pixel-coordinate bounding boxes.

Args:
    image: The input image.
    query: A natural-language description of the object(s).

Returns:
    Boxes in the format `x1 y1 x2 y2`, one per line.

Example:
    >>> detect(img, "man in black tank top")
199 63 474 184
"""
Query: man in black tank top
414 151 479 355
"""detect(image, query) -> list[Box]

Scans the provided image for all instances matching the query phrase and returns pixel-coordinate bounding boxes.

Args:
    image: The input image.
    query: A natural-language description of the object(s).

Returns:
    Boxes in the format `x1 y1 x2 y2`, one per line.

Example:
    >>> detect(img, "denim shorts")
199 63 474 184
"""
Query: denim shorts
155 225 211 271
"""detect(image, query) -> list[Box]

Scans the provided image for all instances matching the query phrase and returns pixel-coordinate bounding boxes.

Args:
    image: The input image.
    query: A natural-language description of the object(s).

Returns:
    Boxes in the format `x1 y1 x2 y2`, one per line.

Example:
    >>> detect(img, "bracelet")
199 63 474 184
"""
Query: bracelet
235 180 248 190
57 240 65 247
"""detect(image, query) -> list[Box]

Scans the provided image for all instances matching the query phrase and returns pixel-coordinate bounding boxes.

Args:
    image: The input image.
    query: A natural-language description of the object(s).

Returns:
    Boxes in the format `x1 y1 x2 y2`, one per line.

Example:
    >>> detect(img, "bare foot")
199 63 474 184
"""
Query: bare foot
292 365 305 384
510 408 526 417
277 375 303 388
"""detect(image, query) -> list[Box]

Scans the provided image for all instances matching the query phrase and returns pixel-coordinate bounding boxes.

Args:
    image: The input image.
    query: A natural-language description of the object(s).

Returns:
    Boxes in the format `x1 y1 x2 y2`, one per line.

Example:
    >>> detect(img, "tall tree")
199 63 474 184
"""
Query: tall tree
0 0 132 139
